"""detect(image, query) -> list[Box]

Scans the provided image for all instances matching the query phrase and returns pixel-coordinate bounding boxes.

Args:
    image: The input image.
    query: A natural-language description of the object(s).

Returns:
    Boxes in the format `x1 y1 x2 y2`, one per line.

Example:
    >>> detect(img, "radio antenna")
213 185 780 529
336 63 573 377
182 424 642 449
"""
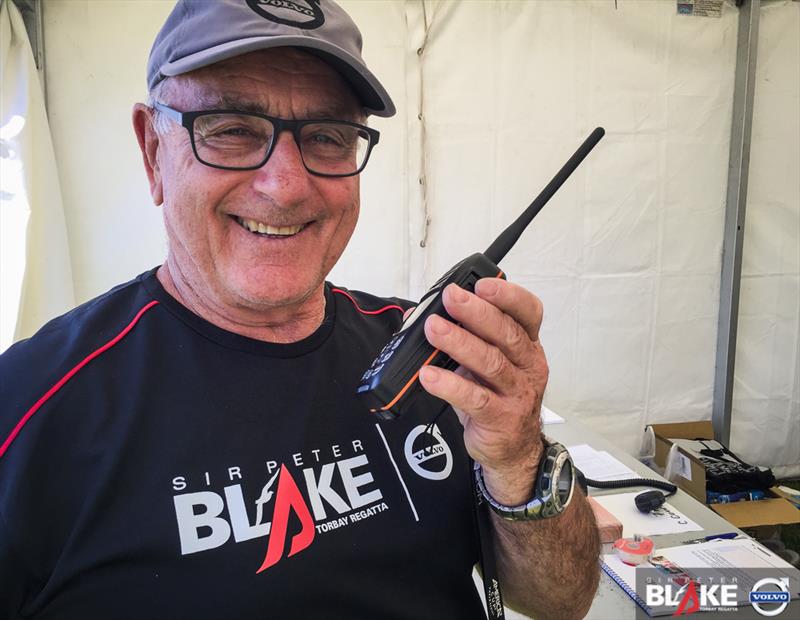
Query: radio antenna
483 127 605 264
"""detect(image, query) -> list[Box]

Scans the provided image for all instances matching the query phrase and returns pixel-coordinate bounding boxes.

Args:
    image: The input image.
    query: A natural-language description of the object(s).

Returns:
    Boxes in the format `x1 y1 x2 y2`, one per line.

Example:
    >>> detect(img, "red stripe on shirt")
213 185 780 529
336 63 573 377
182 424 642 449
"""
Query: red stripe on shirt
331 288 404 316
0 300 160 459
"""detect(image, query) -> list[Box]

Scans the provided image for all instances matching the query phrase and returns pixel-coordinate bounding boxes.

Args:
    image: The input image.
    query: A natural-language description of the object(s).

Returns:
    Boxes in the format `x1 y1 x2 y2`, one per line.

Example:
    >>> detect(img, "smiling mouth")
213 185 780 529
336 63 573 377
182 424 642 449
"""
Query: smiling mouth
233 216 309 238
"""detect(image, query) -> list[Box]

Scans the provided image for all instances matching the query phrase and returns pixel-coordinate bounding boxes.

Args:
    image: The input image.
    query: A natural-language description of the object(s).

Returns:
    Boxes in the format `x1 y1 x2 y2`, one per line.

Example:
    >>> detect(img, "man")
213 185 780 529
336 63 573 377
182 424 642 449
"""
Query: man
0 1 599 618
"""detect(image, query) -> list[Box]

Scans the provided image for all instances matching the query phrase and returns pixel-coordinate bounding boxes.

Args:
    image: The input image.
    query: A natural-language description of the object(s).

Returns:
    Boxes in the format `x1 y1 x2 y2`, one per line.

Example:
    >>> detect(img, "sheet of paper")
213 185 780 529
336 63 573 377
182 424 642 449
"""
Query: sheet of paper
594 492 703 537
541 405 564 425
603 539 800 616
601 552 638 590
650 539 799 605
674 452 692 481
657 538 797 576
567 443 638 481
677 0 723 18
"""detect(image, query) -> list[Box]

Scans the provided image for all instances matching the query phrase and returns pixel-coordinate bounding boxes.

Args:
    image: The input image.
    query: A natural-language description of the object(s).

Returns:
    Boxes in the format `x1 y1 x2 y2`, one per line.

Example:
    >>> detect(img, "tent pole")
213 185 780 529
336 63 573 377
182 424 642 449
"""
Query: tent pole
11 0 46 107
713 0 761 445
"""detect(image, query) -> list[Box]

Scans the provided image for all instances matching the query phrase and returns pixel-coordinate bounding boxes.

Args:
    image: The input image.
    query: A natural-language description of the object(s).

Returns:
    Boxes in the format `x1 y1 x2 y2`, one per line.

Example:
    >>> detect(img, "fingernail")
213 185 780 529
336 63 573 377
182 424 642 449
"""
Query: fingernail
477 279 498 296
420 366 439 383
429 315 451 335
449 284 468 303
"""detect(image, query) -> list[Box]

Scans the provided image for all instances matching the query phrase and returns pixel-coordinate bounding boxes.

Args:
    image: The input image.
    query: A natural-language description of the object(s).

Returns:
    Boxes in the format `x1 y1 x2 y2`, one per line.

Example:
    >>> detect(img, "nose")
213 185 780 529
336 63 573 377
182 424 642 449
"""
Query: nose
250 131 314 203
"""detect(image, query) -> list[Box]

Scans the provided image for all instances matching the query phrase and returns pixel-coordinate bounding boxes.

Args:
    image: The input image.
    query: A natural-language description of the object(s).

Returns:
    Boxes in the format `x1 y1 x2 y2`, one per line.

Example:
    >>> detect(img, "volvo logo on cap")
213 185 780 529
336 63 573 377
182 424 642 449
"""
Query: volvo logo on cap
246 0 325 30
404 424 453 481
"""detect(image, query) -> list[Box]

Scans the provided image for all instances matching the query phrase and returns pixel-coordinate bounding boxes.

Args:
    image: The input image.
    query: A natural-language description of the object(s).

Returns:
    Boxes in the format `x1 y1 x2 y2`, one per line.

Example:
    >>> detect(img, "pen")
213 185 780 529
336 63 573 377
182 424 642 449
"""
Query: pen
682 532 740 544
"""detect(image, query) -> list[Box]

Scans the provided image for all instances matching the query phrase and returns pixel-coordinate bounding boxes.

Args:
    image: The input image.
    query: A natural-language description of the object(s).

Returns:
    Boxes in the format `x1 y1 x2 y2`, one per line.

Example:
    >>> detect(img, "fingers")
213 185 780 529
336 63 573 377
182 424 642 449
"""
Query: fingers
472 278 543 343
418 278 548 411
417 279 549 483
419 364 498 422
418 363 543 469
424 313 517 394
437 280 543 370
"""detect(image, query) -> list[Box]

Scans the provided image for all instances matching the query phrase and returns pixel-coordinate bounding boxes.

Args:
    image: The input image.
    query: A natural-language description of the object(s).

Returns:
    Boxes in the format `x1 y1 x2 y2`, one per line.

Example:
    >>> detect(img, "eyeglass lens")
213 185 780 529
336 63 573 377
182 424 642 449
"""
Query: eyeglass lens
192 113 370 175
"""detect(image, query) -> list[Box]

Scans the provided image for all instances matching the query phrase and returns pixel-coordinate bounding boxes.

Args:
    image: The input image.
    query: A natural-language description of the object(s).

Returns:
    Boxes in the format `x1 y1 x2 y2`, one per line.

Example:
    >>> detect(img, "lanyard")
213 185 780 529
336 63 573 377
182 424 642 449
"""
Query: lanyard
472 459 506 620
423 409 506 619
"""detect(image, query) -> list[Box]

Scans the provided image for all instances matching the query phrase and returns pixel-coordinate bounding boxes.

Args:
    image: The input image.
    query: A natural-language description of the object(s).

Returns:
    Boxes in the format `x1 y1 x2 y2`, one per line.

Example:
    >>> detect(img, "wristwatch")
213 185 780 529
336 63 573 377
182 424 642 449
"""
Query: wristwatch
475 440 576 521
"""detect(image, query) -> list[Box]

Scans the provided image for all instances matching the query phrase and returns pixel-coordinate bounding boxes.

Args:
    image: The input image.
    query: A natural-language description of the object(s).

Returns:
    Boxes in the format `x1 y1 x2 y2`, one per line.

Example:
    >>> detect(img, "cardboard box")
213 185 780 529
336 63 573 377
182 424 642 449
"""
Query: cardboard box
648 421 800 529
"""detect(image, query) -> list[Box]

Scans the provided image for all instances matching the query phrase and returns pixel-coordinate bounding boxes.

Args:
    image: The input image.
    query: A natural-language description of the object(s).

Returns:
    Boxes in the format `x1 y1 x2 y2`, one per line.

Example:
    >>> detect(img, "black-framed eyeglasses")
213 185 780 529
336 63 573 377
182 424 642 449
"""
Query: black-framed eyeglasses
153 102 380 178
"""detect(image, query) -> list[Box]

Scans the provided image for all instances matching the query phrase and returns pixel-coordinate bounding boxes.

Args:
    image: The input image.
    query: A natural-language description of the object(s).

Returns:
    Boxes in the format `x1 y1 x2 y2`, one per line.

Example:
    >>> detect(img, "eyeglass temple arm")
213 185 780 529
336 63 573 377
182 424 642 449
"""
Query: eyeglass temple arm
152 102 184 125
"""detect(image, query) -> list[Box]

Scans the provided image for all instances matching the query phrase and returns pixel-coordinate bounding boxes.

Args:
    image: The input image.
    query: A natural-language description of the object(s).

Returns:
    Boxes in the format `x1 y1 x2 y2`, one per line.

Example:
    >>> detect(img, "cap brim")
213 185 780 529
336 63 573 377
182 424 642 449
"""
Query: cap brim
158 36 395 118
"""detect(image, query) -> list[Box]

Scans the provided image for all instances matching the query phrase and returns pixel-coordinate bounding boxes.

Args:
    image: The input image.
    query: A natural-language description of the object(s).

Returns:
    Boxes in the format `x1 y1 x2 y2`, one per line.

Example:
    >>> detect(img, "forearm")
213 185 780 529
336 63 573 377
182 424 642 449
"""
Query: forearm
490 488 601 620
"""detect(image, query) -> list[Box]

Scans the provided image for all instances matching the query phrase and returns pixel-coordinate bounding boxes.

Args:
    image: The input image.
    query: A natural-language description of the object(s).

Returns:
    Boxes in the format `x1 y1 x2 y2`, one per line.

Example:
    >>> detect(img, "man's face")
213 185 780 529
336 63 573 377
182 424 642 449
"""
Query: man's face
149 48 363 314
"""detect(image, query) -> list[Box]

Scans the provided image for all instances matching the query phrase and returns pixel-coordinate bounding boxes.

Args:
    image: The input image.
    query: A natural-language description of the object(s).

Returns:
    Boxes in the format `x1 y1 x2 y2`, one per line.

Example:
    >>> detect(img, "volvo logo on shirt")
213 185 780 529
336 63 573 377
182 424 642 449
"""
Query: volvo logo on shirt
404 424 453 480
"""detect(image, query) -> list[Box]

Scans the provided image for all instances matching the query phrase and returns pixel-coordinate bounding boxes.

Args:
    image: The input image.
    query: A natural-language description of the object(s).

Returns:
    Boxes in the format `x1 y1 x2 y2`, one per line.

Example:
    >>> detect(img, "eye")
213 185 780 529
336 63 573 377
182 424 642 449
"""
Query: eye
301 124 360 151
308 129 346 147
202 123 262 140
194 114 272 144
218 126 258 137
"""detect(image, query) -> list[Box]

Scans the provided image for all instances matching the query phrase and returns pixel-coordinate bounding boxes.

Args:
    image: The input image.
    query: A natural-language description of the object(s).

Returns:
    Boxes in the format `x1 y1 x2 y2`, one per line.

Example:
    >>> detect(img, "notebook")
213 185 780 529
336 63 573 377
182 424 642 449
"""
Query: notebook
601 538 799 616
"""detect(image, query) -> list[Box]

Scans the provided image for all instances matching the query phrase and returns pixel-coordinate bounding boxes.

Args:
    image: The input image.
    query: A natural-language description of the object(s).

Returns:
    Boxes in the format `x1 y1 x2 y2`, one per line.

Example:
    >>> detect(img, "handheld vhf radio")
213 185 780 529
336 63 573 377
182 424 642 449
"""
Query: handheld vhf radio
357 128 605 420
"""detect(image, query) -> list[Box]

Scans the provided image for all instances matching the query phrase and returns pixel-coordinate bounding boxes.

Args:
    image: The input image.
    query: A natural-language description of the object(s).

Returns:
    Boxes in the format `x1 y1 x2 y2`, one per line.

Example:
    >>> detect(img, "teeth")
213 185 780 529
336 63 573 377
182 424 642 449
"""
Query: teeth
237 217 304 236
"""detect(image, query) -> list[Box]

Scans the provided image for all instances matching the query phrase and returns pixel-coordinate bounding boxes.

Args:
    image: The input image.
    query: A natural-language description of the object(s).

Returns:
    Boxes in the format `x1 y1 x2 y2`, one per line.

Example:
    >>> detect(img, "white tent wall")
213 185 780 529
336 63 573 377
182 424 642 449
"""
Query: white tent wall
410 0 739 460
39 1 798 473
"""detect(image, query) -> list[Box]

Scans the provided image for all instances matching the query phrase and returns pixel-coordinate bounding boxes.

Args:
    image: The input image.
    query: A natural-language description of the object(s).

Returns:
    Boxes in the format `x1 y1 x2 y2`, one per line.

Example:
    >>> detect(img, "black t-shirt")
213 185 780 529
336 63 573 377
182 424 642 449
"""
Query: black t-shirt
0 269 485 620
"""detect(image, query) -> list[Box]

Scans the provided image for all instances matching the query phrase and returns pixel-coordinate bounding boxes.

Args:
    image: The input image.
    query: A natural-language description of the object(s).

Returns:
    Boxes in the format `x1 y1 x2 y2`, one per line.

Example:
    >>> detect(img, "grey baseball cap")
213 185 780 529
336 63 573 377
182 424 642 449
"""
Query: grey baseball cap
147 0 395 117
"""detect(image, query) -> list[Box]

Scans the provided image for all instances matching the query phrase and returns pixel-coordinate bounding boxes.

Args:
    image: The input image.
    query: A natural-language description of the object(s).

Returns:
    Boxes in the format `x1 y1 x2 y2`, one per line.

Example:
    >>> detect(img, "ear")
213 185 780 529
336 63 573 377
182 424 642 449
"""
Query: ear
132 103 164 206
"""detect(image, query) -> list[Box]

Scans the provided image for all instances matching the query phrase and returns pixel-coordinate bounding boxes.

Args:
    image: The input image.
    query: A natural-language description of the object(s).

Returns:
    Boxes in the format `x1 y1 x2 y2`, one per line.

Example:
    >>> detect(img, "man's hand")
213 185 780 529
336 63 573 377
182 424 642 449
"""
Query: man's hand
417 278 600 620
418 278 547 505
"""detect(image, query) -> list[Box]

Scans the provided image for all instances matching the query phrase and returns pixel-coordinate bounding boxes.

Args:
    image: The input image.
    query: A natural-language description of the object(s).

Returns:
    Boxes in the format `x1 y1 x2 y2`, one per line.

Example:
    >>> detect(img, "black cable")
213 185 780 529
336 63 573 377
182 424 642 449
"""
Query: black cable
577 470 678 513
581 474 677 496
421 402 450 453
